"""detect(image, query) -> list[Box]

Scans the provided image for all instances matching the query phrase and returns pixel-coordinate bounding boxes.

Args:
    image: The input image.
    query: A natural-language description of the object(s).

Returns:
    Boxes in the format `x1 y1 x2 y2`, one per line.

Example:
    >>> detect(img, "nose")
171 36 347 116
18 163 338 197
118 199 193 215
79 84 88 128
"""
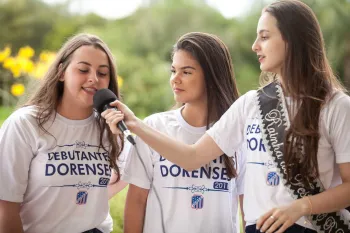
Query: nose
170 72 181 84
88 71 98 83
252 38 260 53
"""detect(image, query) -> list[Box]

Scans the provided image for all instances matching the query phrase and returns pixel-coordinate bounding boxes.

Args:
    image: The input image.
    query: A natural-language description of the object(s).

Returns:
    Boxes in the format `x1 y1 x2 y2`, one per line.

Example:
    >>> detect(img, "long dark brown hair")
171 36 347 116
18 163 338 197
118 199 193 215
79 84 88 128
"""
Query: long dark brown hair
262 0 345 187
25 33 123 181
173 32 240 178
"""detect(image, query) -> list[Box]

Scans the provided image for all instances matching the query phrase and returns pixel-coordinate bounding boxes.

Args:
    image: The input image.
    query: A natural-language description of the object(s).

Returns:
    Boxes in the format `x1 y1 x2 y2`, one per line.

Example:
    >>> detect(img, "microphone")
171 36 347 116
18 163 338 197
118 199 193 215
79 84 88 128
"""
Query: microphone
93 88 136 145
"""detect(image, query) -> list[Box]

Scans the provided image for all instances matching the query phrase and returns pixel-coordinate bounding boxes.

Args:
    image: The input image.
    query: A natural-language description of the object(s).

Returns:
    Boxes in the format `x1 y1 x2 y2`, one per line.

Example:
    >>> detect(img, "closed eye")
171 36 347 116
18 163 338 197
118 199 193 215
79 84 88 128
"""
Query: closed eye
98 72 108 77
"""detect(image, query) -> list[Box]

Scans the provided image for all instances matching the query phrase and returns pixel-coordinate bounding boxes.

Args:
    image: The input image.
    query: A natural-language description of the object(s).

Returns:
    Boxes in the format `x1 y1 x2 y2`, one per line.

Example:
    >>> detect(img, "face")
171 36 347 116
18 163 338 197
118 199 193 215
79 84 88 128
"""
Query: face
60 45 110 111
252 12 287 75
170 50 207 105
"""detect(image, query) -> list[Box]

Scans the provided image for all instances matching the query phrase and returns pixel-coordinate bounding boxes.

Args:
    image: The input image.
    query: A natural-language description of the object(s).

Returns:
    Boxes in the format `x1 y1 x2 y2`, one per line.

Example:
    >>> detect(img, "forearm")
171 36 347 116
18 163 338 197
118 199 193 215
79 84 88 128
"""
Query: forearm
307 182 350 214
0 201 23 233
239 195 245 229
124 199 146 233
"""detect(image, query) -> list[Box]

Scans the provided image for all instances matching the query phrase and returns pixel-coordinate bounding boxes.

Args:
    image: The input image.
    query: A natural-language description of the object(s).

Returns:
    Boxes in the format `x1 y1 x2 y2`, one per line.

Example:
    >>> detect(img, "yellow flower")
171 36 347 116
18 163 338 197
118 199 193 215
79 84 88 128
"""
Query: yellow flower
17 57 34 73
30 62 47 79
117 75 123 88
3 57 15 69
11 65 22 78
39 51 55 63
11 83 25 96
0 46 11 62
18 46 34 59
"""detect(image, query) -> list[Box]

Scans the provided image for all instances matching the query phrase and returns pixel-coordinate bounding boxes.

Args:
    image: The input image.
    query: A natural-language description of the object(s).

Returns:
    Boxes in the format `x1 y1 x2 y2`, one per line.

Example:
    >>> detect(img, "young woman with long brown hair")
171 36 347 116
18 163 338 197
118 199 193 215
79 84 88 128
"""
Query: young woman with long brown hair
0 33 126 233
118 32 245 233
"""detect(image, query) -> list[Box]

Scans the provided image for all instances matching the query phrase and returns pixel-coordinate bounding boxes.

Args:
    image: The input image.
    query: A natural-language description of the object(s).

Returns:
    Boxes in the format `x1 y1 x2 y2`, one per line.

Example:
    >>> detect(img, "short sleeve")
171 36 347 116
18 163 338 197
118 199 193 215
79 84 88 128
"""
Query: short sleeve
326 93 350 163
117 140 132 176
0 110 36 202
206 91 256 157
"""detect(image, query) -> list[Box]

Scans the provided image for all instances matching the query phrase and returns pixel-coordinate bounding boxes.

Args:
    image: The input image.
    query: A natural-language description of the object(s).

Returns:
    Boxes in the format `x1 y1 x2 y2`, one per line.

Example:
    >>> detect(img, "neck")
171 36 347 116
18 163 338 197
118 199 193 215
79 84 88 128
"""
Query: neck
181 102 208 127
57 100 93 120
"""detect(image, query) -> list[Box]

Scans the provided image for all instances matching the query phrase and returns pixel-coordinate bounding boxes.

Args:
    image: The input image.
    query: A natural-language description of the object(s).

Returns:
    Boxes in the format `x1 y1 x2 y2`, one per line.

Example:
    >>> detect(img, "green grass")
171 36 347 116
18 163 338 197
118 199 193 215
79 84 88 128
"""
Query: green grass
0 106 14 125
110 187 128 233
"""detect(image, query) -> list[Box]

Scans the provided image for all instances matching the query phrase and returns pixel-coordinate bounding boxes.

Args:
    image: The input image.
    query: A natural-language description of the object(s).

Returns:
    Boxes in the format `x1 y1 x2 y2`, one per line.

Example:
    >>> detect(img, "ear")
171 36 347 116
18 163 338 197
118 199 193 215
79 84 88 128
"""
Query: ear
58 63 64 82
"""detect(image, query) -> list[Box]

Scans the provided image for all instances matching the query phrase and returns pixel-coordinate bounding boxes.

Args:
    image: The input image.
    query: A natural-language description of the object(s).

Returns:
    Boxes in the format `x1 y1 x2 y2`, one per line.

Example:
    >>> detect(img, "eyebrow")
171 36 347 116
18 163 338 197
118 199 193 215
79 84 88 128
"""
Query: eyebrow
77 61 109 68
258 29 270 34
171 65 196 70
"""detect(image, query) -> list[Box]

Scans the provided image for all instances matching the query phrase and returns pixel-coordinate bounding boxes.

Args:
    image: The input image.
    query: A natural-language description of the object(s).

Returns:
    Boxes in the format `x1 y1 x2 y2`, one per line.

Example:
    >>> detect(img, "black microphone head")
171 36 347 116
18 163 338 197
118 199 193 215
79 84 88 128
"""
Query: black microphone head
93 88 118 114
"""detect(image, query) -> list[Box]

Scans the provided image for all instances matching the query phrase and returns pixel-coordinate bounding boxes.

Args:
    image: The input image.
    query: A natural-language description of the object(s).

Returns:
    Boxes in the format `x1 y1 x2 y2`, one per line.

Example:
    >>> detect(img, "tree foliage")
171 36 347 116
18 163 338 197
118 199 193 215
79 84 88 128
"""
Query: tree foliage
1 0 349 117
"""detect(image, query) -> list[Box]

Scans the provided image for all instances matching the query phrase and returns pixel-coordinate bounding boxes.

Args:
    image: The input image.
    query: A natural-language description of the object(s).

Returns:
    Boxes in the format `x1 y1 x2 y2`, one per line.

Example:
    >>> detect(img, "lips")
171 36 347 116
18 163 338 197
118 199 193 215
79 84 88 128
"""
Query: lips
257 55 266 63
82 87 97 94
173 87 184 93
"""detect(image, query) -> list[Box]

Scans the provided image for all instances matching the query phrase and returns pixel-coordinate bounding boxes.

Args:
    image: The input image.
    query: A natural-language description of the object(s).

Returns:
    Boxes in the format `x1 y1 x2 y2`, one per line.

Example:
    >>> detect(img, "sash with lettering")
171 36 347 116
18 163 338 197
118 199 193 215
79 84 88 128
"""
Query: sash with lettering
257 81 350 233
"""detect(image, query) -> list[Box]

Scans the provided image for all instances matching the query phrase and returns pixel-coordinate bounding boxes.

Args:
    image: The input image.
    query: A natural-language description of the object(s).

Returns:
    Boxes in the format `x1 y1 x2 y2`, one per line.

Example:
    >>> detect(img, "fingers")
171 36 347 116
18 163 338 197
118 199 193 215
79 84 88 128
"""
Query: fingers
102 109 123 120
263 215 287 233
274 221 292 233
109 100 131 113
256 208 275 230
259 209 293 233
101 109 124 135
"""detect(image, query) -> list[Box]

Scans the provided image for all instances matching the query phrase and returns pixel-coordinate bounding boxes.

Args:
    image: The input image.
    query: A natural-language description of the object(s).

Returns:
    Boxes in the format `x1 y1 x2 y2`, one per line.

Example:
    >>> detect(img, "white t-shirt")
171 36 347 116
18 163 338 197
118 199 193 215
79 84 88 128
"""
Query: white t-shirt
0 106 117 233
207 90 350 230
122 107 245 233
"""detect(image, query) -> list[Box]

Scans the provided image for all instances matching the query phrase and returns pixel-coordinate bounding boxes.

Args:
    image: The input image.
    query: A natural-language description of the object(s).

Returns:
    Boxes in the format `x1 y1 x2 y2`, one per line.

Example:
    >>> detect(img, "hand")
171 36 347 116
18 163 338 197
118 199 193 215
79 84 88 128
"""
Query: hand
256 198 310 233
101 109 124 135
101 100 139 135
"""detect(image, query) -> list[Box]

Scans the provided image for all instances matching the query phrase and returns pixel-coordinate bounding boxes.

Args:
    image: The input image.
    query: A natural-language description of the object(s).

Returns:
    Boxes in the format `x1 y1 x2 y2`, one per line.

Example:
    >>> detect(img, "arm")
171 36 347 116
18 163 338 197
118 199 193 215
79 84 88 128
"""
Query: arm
107 171 128 199
102 101 225 171
239 195 246 230
0 110 36 233
257 163 350 233
124 184 149 233
0 200 23 233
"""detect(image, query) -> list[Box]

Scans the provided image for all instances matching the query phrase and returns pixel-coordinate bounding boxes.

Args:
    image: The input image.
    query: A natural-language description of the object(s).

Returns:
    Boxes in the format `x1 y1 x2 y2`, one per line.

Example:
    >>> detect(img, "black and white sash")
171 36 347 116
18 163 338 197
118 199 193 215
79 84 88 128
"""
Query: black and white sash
257 81 350 233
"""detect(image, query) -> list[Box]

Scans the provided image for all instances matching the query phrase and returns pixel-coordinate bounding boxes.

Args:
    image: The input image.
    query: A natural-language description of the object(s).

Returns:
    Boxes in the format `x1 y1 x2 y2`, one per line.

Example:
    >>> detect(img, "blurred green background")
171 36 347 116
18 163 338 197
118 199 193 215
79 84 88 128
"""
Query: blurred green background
0 0 349 232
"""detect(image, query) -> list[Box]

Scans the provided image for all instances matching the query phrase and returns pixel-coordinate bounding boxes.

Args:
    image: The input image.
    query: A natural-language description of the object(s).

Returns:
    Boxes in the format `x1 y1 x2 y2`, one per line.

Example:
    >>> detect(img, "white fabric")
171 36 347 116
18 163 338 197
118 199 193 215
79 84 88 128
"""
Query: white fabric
97 141 131 233
122 107 245 233
207 90 350 230
0 106 118 233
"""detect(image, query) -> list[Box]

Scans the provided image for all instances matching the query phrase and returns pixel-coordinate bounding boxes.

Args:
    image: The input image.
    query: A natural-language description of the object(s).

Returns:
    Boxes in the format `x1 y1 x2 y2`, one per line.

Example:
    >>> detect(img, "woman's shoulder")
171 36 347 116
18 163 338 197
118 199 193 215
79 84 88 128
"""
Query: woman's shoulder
0 106 42 139
228 90 258 112
143 109 178 126
241 90 258 100
325 91 350 111
4 106 39 125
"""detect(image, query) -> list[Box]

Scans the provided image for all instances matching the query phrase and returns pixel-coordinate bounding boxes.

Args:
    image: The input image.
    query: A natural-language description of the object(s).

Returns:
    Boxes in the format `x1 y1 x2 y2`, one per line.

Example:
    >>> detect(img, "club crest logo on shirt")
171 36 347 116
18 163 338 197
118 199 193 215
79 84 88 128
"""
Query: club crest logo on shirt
266 171 280 186
76 191 88 205
191 194 204 210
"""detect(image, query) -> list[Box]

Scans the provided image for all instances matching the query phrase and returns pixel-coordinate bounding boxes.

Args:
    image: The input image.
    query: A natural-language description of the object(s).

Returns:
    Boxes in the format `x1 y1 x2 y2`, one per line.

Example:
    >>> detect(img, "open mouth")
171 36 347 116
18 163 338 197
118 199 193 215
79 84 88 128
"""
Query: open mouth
258 55 266 62
82 87 97 94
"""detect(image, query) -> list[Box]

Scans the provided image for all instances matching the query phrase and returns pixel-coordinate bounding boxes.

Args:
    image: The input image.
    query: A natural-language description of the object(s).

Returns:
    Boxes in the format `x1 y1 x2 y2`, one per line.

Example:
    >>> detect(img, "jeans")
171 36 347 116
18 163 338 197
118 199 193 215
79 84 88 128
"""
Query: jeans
82 228 104 233
245 224 317 233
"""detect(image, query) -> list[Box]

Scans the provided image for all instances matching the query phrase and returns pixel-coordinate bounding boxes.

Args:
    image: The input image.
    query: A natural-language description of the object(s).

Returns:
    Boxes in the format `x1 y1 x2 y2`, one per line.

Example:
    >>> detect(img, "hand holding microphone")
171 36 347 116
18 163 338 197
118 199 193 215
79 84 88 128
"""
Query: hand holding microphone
93 88 137 145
